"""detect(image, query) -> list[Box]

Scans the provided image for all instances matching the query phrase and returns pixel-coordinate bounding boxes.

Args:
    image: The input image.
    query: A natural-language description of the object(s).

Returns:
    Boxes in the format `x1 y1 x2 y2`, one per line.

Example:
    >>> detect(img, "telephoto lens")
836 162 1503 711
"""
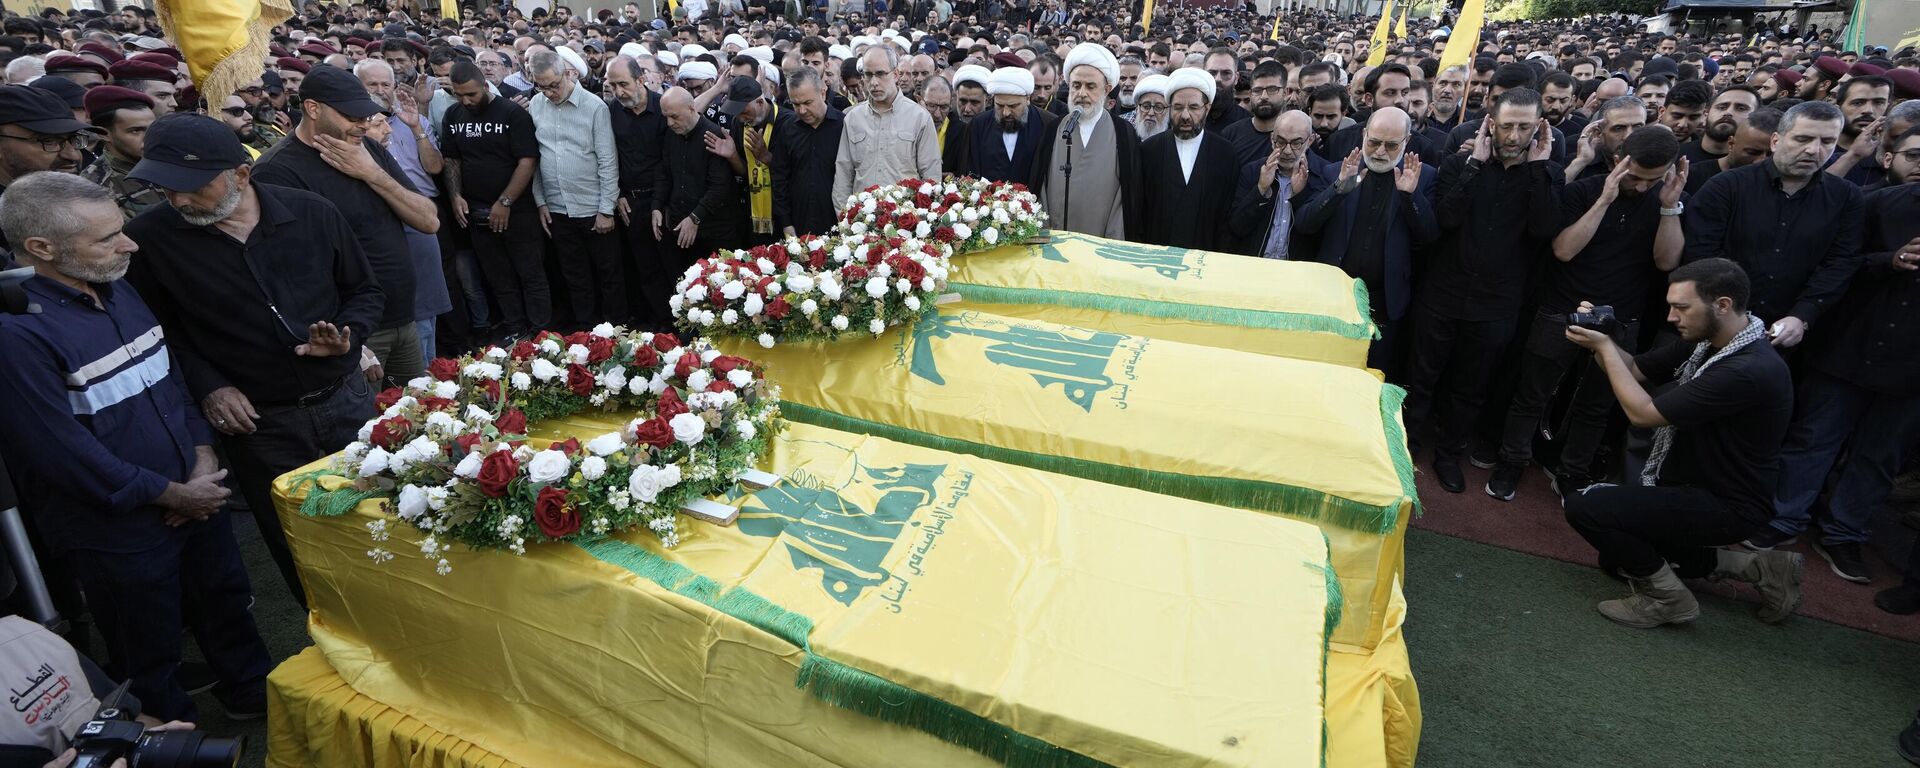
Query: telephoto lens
133 729 244 768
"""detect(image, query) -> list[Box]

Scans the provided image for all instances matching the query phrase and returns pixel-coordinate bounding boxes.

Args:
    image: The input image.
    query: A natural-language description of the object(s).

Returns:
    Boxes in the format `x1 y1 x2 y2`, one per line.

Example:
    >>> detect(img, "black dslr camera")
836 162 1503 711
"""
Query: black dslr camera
1567 304 1619 334
70 683 242 768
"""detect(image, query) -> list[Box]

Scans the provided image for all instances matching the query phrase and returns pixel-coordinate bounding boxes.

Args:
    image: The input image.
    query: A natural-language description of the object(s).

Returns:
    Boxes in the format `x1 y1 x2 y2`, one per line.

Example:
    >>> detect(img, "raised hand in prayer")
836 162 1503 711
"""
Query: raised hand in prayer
297 321 353 357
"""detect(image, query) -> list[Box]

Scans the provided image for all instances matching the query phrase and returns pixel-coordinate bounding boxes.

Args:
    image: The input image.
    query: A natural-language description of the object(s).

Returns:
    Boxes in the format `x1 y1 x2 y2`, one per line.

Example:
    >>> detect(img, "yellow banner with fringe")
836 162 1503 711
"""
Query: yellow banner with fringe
153 0 294 106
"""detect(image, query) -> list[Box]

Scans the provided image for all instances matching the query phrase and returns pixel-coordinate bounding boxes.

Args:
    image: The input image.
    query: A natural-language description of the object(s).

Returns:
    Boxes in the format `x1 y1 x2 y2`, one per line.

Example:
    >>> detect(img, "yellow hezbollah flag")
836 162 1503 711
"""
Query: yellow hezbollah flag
1439 0 1485 72
1271 10 1283 42
1141 0 1155 36
154 0 293 105
442 0 458 21
1395 0 1411 38
1367 0 1396 66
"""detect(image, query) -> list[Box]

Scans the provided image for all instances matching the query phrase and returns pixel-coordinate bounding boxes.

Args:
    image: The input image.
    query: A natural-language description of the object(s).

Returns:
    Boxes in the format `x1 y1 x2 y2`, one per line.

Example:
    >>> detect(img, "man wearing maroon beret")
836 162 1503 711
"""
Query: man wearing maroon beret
107 59 177 116
79 85 164 219
77 41 124 66
43 54 108 89
1802 55 1849 101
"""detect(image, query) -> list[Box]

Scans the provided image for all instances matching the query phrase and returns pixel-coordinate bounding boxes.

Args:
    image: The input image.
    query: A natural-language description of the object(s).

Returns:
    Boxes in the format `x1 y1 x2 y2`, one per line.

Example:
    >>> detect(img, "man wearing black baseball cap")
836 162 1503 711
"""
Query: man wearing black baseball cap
254 64 437 392
123 112 385 607
0 84 94 260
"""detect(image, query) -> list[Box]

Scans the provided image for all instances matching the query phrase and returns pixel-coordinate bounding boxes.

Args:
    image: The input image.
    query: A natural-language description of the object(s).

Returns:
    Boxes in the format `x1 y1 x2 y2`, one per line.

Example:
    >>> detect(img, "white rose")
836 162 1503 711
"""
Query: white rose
567 343 591 365
787 241 803 255
586 432 625 456
743 293 764 316
954 222 973 239
721 280 747 300
628 375 651 395
832 244 853 263
865 276 889 298
358 447 391 477
787 275 815 294
591 322 617 338
915 221 932 238
396 485 428 521
426 411 459 433
736 420 757 440
669 412 706 446
357 420 375 442
406 376 434 392
920 277 936 292
831 314 850 330
870 318 886 335
721 308 739 325
463 361 503 380
727 369 753 388
700 348 721 364
848 221 868 235
600 366 628 393
403 436 440 463
668 294 685 314
526 449 571 484
896 278 912 294
983 227 999 245
464 404 494 422
342 441 369 460
801 298 819 316
686 283 708 302
875 261 892 278
484 346 508 360
579 456 608 481
530 358 563 382
539 339 561 354
648 372 669 395
758 333 776 348
424 486 449 510
905 295 922 311
687 369 713 392
756 257 776 274
453 451 483 478
511 372 533 391
627 464 670 503
432 380 460 400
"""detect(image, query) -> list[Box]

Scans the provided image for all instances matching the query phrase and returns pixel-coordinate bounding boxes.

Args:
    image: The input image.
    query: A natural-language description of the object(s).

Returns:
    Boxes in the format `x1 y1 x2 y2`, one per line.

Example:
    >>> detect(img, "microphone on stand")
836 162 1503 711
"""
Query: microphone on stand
1060 107 1083 233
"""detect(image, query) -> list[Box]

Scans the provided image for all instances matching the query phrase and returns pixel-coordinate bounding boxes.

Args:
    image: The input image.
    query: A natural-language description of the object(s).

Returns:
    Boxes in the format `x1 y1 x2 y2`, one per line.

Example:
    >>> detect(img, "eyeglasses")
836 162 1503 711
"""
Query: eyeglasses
1273 137 1310 150
1896 149 1920 164
236 86 265 96
0 133 83 153
220 106 250 117
1135 102 1166 113
1250 86 1283 97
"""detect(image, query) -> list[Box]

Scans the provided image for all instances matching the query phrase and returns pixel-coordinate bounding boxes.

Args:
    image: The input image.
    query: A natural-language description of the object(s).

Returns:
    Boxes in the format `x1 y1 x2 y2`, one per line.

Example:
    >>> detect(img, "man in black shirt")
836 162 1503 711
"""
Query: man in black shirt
1405 88 1564 493
1562 259 1801 630
1682 85 1759 171
773 67 845 237
1683 100 1863 342
1747 174 1920 582
253 64 438 384
1685 106 1777 195
124 114 383 606
1202 48 1252 131
1489 127 1686 502
655 86 739 281
1217 60 1286 168
441 61 547 339
605 55 673 329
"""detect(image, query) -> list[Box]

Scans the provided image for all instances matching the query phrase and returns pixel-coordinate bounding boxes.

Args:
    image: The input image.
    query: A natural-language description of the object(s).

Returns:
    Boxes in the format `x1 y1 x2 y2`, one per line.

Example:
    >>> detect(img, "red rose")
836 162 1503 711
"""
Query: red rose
481 379 503 404
564 331 593 347
765 295 791 320
708 378 735 393
511 341 537 360
655 388 688 420
586 336 615 363
477 451 518 498
631 344 660 369
427 357 460 381
552 437 582 456
417 395 454 412
808 248 827 270
934 226 956 243
368 416 411 450
567 363 594 396
842 263 869 281
674 353 698 379
534 486 581 538
453 433 483 456
769 248 791 270
710 355 751 374
535 330 564 345
374 387 404 410
632 416 674 448
496 408 528 435
653 333 681 352
888 255 927 284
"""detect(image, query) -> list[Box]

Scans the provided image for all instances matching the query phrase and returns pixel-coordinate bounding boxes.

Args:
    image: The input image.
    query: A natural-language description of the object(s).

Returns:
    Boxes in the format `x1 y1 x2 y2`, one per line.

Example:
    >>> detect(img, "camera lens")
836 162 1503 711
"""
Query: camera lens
133 730 244 768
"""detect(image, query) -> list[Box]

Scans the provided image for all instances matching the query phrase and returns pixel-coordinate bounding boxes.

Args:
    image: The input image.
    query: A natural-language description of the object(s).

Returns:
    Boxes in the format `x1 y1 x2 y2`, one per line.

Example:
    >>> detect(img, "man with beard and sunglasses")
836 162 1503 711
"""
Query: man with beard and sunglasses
1683 85 1760 170
122 113 384 609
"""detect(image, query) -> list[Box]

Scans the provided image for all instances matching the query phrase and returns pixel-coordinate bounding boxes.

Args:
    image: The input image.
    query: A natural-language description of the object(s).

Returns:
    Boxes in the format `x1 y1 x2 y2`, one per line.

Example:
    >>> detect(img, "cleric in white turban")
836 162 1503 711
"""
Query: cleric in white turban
1027 42 1142 240
1128 73 1172 139
1137 67 1241 250
961 64 1057 188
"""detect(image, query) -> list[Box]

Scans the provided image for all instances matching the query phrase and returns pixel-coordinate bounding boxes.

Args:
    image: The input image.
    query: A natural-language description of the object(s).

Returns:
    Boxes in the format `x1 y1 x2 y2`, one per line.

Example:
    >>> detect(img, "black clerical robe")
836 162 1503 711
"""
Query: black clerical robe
962 106 1058 188
1138 130 1240 251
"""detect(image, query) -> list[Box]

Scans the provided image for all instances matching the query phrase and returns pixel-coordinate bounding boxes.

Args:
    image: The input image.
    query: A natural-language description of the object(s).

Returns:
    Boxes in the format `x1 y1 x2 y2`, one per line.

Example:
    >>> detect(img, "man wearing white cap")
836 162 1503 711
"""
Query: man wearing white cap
675 60 718 99
1138 67 1239 250
1030 42 1141 240
832 45 941 204
1127 72 1171 140
961 65 1057 188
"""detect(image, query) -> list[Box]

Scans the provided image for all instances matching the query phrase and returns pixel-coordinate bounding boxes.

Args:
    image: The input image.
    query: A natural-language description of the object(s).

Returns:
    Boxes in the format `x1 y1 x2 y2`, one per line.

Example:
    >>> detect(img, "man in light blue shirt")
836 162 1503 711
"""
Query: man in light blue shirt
527 49 624 326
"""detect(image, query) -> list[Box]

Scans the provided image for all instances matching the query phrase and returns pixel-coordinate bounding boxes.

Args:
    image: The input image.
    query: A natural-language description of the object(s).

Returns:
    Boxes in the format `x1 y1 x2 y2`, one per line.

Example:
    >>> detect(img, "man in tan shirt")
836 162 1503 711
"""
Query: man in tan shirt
832 45 942 204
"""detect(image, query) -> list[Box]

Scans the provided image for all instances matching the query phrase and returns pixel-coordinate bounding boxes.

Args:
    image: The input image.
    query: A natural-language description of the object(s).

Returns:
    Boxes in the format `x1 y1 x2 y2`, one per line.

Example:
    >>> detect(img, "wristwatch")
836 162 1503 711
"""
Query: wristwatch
1659 202 1684 216
689 213 703 225
497 197 514 207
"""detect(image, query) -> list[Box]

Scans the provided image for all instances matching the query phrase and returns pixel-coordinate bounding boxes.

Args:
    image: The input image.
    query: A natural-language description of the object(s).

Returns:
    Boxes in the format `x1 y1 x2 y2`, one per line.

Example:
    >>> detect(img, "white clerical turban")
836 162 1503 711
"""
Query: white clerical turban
676 61 718 82
953 64 992 90
1063 42 1119 90
1167 66 1215 103
656 51 680 67
1132 73 1171 99
619 42 647 60
986 66 1035 97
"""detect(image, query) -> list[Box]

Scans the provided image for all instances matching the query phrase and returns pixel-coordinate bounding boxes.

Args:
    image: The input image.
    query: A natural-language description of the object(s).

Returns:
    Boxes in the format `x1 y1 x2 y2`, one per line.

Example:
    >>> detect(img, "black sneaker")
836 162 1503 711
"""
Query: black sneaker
1813 540 1873 584
1876 585 1920 615
1741 526 1799 552
1486 463 1523 501
1899 711 1920 765
1431 455 1465 493
1547 470 1593 499
176 661 216 696
1469 446 1499 470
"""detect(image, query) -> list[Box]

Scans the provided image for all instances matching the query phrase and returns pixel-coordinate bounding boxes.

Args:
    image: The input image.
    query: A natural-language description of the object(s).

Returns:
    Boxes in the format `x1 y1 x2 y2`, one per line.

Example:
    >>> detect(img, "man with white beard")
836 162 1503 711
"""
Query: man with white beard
1033 42 1140 240
1114 55 1144 116
1127 73 1170 139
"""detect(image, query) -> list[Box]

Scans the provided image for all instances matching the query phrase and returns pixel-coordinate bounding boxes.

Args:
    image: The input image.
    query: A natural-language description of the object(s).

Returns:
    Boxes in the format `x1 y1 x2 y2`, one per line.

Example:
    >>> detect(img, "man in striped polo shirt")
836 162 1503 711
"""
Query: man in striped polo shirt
0 172 272 724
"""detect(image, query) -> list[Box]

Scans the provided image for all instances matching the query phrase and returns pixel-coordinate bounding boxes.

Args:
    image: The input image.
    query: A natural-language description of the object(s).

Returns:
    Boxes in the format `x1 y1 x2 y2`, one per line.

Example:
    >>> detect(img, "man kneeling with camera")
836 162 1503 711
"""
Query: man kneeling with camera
1562 258 1804 628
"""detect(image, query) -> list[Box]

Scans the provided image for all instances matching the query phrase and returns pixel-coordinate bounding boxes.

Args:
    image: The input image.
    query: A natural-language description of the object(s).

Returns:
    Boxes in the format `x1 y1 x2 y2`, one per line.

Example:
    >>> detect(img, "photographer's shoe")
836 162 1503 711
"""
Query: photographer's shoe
1712 548 1804 624
1431 455 1465 493
1598 563 1699 628
1741 526 1799 552
1899 711 1920 765
1469 446 1499 470
1877 585 1920 615
1485 463 1523 501
1814 540 1873 583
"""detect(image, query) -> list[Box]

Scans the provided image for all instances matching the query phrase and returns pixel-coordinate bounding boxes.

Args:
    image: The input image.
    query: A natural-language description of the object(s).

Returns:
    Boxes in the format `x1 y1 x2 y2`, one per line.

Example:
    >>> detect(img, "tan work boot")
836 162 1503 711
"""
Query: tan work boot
1712 548 1804 624
1598 563 1700 628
